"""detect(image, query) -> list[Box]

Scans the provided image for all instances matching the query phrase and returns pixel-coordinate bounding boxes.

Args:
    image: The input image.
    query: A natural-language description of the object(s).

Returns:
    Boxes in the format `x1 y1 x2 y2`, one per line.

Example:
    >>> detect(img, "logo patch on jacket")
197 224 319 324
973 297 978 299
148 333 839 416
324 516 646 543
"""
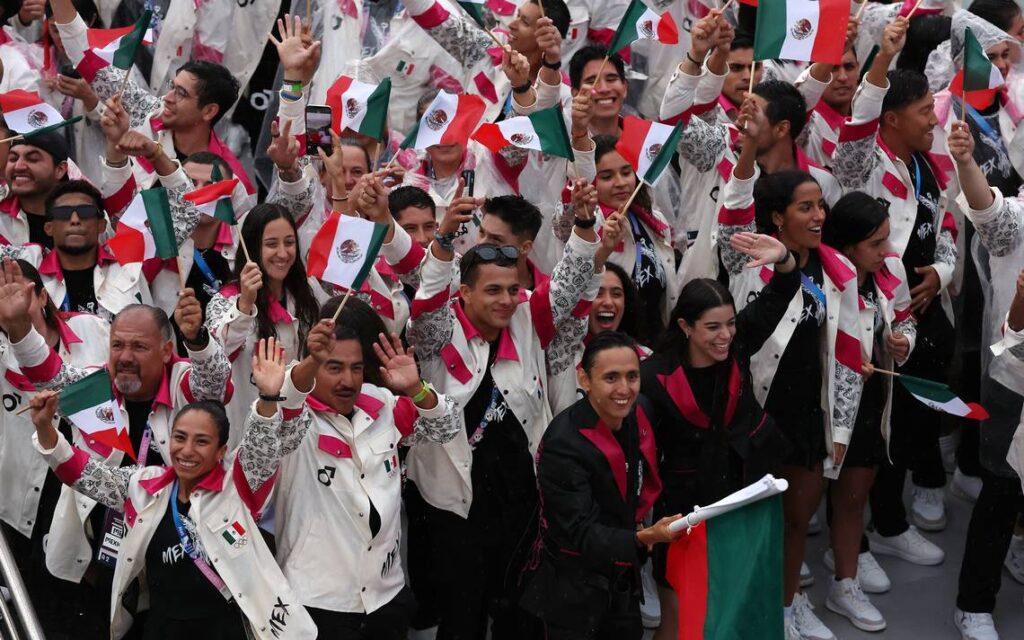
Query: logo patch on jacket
221 521 247 548
383 454 399 477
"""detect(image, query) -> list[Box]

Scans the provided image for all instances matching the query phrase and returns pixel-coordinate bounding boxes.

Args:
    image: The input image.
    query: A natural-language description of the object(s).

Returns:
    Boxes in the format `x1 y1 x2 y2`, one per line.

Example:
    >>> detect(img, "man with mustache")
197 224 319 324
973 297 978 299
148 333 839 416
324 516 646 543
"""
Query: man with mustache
0 258 231 594
1 132 70 248
38 179 151 321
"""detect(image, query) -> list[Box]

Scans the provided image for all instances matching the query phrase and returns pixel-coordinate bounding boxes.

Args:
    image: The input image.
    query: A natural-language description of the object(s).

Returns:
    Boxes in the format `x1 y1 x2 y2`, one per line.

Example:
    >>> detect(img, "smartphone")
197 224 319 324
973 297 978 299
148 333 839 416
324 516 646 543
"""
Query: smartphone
304 105 333 156
461 169 475 197
59 63 82 80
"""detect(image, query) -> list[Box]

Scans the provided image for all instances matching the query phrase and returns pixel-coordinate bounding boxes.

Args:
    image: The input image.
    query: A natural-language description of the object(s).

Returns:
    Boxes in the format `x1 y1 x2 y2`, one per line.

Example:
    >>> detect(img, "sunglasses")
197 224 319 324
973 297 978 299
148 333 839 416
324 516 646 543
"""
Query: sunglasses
49 205 102 221
472 245 518 264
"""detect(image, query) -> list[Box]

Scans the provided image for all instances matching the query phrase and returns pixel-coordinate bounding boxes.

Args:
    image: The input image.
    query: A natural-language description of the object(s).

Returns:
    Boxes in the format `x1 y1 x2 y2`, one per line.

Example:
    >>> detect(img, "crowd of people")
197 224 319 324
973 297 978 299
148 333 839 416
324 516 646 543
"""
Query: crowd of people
0 0 1022 639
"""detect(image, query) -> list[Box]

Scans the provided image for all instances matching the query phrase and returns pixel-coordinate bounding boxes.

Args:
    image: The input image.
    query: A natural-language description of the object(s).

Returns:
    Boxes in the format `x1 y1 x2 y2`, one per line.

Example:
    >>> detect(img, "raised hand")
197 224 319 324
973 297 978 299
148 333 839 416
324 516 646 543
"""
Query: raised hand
372 332 422 396
571 86 593 139
947 121 975 166
880 17 908 59
29 390 60 450
0 258 34 341
730 231 789 268
844 17 859 53
251 337 287 397
571 177 597 218
438 178 481 237
100 96 131 145
501 46 531 88
306 319 336 365
689 10 722 61
535 17 562 65
238 261 263 315
175 288 204 344
115 130 161 158
56 74 99 112
355 173 390 224
317 131 347 193
18 0 45 24
269 14 322 85
736 95 762 137
596 211 626 269
267 119 301 178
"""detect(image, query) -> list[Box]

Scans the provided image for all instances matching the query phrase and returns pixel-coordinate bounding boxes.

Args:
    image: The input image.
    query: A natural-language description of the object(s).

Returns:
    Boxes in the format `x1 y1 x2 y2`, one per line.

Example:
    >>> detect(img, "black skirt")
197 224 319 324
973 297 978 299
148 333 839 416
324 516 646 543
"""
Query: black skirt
842 371 887 468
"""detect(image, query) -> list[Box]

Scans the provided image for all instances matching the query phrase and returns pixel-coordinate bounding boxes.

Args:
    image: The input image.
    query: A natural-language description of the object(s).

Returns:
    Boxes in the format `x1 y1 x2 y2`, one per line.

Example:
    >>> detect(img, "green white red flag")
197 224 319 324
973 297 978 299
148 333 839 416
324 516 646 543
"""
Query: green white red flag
608 0 680 54
326 76 392 141
59 368 134 460
0 90 65 134
615 115 682 187
77 9 152 82
108 188 177 265
457 0 487 27
898 374 989 420
962 27 1004 92
753 0 850 65
307 213 388 291
472 106 575 160
183 179 241 225
400 91 486 151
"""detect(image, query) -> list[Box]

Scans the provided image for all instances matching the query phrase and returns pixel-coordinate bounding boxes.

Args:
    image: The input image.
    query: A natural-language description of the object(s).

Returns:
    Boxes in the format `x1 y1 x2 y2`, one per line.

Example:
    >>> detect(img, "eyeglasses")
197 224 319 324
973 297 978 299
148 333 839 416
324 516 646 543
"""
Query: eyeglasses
463 244 519 270
49 205 102 221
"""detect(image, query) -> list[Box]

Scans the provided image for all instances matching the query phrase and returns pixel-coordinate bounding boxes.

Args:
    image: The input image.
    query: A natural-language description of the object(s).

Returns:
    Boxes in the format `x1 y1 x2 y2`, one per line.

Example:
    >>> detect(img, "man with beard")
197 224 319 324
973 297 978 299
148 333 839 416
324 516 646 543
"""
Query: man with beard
39 180 151 320
1 132 70 247
0 258 231 599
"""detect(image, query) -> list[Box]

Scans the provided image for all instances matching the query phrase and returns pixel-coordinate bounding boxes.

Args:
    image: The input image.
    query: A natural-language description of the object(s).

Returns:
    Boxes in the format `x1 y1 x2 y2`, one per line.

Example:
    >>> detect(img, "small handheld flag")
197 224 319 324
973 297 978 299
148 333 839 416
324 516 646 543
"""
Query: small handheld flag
472 106 575 160
183 179 241 225
898 374 989 420
962 27 1004 93
607 0 680 55
0 90 65 135
108 188 177 265
615 115 682 188
753 0 851 65
326 76 392 141
400 91 487 151
59 369 135 460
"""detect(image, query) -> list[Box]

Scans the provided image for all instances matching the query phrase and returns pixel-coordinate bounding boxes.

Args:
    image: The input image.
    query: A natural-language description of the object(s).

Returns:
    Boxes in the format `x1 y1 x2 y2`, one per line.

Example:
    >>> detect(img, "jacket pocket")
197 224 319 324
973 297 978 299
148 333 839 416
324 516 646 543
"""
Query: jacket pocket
205 505 251 560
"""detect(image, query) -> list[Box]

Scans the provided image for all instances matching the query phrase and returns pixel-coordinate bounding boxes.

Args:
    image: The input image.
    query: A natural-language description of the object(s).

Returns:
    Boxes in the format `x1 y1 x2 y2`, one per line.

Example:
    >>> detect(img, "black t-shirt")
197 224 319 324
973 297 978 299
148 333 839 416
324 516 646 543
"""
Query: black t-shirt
904 153 940 284
27 212 50 249
612 415 642 505
463 340 536 530
628 212 668 339
965 100 1022 198
126 399 165 468
145 497 233 621
61 266 99 315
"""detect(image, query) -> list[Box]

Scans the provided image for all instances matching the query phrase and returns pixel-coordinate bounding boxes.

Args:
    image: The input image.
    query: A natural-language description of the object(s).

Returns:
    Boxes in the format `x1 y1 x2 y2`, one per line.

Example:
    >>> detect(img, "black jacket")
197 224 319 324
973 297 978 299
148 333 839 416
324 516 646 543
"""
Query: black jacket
519 397 660 629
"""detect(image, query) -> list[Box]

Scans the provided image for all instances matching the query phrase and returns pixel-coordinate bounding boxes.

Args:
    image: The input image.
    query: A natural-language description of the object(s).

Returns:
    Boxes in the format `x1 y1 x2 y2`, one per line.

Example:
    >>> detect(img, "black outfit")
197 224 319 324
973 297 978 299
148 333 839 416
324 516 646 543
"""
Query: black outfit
126 399 165 468
411 339 538 640
143 499 244 639
27 212 51 248
842 281 886 468
306 587 416 640
870 153 954 536
628 211 668 340
640 267 794 585
763 252 828 468
61 266 100 315
519 398 657 640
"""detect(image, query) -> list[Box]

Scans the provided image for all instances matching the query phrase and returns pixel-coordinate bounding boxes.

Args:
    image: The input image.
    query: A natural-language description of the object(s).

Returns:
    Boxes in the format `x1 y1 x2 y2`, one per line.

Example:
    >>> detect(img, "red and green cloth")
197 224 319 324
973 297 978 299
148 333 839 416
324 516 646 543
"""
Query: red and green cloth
608 0 679 54
77 9 152 82
108 187 177 265
326 75 392 141
472 106 575 160
753 0 850 65
615 116 681 187
666 494 784 640
898 374 989 420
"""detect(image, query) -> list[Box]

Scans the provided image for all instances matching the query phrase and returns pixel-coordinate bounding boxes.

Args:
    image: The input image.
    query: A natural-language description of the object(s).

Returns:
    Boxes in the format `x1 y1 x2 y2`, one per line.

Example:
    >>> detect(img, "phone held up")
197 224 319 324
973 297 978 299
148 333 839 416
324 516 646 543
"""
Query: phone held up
305 105 333 156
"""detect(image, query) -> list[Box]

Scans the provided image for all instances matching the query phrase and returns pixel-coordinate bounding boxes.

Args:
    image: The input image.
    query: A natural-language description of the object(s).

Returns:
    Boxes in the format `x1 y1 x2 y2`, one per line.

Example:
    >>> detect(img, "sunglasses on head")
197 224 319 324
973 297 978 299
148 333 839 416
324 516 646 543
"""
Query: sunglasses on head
49 205 102 221
472 245 519 264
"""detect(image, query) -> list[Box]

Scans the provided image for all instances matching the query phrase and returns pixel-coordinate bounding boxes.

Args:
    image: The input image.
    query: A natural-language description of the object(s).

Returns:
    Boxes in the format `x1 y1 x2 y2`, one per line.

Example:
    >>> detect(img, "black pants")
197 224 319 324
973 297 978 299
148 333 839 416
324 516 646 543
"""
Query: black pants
956 473 1024 613
869 306 953 536
415 499 537 640
543 609 643 640
955 349 983 476
307 587 415 640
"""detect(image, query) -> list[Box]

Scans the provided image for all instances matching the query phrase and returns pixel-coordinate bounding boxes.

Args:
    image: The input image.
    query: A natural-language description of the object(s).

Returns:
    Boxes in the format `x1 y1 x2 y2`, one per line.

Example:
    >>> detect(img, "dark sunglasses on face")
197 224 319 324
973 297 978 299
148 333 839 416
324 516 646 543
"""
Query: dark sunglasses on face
49 205 102 221
472 245 519 264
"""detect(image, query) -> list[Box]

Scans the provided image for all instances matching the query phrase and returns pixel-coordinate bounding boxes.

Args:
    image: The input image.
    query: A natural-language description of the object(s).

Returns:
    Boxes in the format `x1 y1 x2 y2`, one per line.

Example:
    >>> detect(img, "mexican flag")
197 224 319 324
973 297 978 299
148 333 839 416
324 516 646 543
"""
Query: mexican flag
471 107 575 160
183 178 240 225
108 188 177 265
962 27 1003 92
307 213 388 291
77 9 152 81
326 76 392 141
0 90 65 134
59 368 134 460
753 0 850 65
401 91 487 151
899 374 990 420
615 115 682 187
666 491 785 640
86 24 155 63
458 0 487 28
608 0 679 55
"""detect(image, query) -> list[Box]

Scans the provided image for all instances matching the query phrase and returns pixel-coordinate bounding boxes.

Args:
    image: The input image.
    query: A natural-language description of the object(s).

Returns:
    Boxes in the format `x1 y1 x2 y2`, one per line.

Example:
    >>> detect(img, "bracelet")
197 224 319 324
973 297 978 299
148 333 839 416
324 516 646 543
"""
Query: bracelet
541 55 561 70
259 394 286 402
411 381 432 403
686 51 702 67
433 230 455 252
775 250 795 265
280 91 302 102
145 145 164 161
330 195 349 202
107 157 129 168
573 216 597 229
282 79 304 89
512 82 532 94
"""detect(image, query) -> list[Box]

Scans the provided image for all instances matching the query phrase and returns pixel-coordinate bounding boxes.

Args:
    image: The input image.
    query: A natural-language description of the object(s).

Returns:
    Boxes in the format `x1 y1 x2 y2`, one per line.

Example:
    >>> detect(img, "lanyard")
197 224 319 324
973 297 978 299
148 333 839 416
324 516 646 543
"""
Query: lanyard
467 386 500 450
137 424 153 466
964 101 1001 143
909 154 922 200
192 248 221 290
800 271 827 310
61 294 70 312
626 212 644 276
169 479 232 601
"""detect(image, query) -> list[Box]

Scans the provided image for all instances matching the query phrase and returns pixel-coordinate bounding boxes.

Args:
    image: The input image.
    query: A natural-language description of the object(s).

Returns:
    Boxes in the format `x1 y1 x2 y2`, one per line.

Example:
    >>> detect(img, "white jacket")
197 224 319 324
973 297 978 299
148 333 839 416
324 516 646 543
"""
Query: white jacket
38 247 153 322
274 372 459 614
8 326 231 582
406 230 600 517
0 314 109 538
34 403 317 640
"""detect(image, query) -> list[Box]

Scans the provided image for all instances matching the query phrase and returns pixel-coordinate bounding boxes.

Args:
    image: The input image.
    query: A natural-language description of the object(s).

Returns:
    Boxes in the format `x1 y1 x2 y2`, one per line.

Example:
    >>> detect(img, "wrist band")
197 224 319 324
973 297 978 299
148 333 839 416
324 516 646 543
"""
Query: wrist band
776 250 795 265
282 79 304 89
541 55 561 70
686 51 702 67
411 381 432 403
107 158 129 168
434 230 455 252
330 196 349 202
280 91 302 102
573 216 597 229
259 394 286 402
512 82 532 94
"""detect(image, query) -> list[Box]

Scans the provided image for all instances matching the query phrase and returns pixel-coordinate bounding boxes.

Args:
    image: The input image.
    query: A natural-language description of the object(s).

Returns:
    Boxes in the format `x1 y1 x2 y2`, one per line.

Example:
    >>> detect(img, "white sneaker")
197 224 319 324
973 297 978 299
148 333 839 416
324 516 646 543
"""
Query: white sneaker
868 526 945 565
800 561 815 587
823 549 891 594
910 485 947 531
808 512 822 535
826 577 886 632
639 558 661 628
784 606 801 640
939 432 958 473
951 467 983 503
791 592 836 640
1004 535 1024 585
954 608 999 640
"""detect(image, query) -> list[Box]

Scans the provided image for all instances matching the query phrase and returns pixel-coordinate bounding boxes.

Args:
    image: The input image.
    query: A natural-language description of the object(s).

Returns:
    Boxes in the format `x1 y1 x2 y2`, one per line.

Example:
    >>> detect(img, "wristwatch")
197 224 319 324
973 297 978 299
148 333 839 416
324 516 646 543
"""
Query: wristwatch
573 216 597 229
541 54 561 70
512 82 533 94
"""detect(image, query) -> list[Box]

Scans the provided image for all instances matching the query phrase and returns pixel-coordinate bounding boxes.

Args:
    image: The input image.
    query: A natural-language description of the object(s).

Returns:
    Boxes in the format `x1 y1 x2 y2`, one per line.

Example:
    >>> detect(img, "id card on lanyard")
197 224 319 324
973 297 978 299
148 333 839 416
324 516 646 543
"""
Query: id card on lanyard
170 479 233 602
193 248 223 298
97 423 154 568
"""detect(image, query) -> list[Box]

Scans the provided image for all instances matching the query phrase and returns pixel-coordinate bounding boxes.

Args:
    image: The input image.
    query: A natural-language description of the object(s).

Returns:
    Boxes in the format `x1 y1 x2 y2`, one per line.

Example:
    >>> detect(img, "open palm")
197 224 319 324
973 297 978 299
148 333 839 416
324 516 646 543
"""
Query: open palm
373 333 420 395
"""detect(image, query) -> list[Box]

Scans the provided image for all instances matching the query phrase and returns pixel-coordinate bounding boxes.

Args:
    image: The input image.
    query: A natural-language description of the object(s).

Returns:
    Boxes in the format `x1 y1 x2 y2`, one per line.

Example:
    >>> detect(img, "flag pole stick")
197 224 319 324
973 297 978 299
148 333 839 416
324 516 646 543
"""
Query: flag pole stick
618 180 644 216
592 56 610 90
748 60 757 96
870 367 902 377
373 141 382 172
239 236 252 263
905 0 926 19
962 82 968 125
484 28 504 50
116 68 132 101
306 0 312 23
330 288 354 322
538 0 545 18
381 153 399 175
0 134 23 145
175 256 188 290
14 403 31 416
854 0 869 21
720 0 734 13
